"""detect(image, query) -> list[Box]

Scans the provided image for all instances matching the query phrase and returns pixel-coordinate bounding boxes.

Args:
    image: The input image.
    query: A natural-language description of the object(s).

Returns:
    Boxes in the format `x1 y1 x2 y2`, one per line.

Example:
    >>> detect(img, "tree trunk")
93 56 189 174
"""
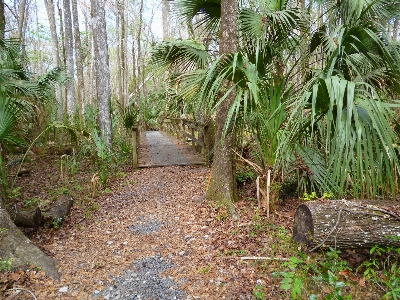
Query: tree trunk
9 206 41 228
0 208 59 279
91 0 112 148
44 0 63 120
206 0 238 219
162 0 170 41
116 0 122 106
0 0 5 39
17 0 26 41
293 199 400 251
71 0 85 117
63 0 76 120
122 0 128 107
136 0 144 127
394 18 399 41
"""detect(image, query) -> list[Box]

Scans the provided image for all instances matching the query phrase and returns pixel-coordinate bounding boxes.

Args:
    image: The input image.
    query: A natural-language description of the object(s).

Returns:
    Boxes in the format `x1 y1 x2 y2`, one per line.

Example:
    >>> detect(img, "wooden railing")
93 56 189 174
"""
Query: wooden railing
132 126 139 168
162 118 214 163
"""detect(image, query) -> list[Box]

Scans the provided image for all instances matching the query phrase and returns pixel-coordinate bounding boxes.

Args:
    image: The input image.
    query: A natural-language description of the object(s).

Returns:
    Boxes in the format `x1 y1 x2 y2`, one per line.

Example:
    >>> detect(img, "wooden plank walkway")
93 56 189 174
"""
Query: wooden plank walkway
138 131 206 167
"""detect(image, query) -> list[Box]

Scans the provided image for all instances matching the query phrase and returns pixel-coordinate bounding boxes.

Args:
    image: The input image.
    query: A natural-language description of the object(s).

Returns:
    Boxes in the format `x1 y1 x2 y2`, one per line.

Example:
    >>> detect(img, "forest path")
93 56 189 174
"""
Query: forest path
19 165 262 299
138 131 206 167
1 140 295 299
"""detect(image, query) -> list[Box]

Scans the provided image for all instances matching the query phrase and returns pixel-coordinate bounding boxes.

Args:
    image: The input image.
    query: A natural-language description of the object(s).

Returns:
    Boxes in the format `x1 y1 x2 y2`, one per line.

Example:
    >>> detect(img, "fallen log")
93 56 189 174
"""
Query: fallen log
293 199 400 251
9 206 41 228
43 194 74 221
0 208 59 279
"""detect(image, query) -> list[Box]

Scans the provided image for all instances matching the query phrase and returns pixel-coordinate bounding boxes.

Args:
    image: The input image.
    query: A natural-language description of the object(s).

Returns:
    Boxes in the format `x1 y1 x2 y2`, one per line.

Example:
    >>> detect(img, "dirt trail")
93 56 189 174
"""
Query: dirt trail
1 137 295 299
3 165 275 299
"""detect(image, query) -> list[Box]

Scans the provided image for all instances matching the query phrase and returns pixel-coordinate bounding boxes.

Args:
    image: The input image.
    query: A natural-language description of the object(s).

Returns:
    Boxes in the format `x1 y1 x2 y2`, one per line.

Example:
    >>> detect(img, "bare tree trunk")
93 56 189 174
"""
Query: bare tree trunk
44 0 63 120
116 0 122 105
136 0 144 126
17 0 26 41
206 0 238 219
71 0 85 117
91 0 112 148
58 0 67 115
122 0 128 106
0 0 5 39
394 18 399 41
162 0 170 41
63 0 76 120
131 39 136 96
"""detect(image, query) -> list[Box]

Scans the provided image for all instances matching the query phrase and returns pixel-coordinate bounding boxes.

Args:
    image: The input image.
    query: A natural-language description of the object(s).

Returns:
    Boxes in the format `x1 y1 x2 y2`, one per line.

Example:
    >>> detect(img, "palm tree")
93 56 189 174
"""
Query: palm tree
152 0 400 205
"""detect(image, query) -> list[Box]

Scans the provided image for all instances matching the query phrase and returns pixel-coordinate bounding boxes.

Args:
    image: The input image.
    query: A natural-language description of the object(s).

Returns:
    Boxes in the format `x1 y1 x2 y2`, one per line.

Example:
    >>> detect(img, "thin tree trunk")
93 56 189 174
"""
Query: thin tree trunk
122 0 128 106
131 39 136 97
116 0 122 105
58 0 67 115
206 0 238 219
0 0 5 39
17 0 26 41
44 0 63 120
63 0 76 120
91 0 112 148
394 18 399 41
71 0 85 117
136 0 144 126
162 0 170 41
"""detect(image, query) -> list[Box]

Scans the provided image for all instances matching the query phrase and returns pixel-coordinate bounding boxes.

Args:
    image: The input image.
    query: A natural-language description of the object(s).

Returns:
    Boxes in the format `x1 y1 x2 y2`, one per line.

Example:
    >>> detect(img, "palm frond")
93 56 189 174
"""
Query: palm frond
172 0 221 36
150 39 211 73
280 75 400 198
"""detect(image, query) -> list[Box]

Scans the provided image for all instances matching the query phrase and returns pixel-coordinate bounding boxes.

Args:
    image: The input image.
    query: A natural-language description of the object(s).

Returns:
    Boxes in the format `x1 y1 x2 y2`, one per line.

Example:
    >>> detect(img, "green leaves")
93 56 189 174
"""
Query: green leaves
284 75 400 198
173 0 221 35
150 40 211 73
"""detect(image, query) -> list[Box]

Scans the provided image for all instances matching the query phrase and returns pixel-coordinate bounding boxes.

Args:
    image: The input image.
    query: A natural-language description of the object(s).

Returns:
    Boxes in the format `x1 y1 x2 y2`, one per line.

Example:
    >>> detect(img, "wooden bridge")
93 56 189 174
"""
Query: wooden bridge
132 118 213 168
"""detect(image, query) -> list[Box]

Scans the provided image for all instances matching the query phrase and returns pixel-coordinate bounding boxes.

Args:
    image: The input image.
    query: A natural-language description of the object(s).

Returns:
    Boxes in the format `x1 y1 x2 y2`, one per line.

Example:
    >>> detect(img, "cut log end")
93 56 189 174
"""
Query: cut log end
293 204 314 247
292 199 400 251
10 206 41 228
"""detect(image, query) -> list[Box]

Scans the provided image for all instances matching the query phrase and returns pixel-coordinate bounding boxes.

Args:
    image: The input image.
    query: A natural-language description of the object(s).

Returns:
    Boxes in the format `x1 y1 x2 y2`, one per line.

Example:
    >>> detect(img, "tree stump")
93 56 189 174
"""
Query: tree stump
293 199 400 251
10 206 41 228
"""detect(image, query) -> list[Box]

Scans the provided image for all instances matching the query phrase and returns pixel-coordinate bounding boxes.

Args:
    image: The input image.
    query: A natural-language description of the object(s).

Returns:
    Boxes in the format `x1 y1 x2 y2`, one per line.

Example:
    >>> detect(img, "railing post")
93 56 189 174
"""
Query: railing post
191 127 195 148
132 126 138 168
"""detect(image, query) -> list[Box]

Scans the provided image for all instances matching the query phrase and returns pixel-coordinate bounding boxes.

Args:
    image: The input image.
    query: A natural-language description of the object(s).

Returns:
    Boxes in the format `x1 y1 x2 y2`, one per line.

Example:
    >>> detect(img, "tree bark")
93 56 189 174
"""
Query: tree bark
91 0 112 148
63 0 76 120
136 0 144 126
206 0 238 219
0 0 5 39
44 0 63 120
393 18 399 41
0 208 59 279
116 0 122 106
17 0 26 41
122 0 128 106
162 0 170 41
293 199 400 251
71 0 85 117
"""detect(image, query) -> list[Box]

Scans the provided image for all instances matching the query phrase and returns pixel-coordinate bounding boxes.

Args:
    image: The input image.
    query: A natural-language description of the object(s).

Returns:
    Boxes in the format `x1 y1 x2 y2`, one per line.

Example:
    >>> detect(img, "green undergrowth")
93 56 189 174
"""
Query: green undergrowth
250 226 400 300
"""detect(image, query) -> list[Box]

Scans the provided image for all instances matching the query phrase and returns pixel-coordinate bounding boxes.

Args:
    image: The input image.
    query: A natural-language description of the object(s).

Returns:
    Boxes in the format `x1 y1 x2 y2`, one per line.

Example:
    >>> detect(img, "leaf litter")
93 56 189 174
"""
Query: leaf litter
1 150 371 299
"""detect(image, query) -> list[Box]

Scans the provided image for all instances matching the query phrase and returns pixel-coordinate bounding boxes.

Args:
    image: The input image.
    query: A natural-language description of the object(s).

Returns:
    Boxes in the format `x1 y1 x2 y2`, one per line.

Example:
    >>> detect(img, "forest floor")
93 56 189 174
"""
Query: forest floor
0 140 384 299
